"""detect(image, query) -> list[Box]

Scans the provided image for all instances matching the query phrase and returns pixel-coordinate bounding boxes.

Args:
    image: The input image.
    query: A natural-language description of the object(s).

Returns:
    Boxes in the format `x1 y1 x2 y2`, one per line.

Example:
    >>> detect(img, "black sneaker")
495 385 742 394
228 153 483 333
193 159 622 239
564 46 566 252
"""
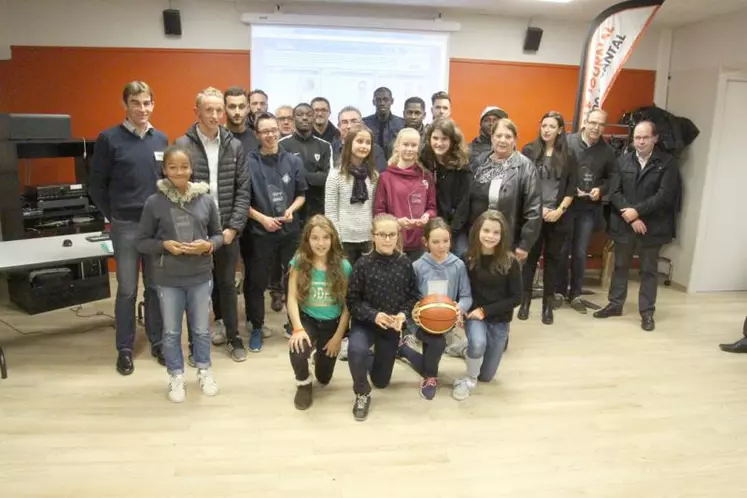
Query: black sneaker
593 303 623 319
151 345 166 366
353 394 371 421
294 382 313 410
570 297 587 314
641 314 655 331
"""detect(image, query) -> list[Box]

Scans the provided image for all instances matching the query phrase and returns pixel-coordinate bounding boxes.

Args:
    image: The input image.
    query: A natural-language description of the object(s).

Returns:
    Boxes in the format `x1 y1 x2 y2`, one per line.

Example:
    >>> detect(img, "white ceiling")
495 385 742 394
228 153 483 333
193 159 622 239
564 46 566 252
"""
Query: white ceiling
258 0 747 26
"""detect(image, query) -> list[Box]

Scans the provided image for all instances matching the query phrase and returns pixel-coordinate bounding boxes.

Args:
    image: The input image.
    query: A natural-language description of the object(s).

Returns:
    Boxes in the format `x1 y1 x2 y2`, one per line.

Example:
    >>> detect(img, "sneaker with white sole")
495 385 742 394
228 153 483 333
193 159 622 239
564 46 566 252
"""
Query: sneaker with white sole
168 374 186 403
338 337 349 361
197 368 219 396
262 326 274 339
227 337 247 362
452 377 476 401
211 319 227 346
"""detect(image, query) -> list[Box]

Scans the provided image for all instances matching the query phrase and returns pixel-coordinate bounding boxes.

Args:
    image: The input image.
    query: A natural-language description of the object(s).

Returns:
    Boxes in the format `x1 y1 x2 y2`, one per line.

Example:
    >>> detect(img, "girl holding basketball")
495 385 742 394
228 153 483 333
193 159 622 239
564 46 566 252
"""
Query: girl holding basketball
374 128 437 262
453 210 522 401
287 215 352 410
346 214 420 421
398 217 472 400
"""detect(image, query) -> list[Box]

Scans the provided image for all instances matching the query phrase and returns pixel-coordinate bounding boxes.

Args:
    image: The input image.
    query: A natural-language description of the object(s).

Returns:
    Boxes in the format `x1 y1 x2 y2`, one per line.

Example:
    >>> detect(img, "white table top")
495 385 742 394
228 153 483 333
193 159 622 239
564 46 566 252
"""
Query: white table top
0 233 113 272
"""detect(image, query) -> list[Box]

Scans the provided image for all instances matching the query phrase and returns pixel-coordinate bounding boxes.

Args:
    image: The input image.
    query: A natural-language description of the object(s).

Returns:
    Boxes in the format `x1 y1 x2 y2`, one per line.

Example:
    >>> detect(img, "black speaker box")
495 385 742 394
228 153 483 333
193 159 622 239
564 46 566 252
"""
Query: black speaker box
163 9 182 36
523 27 544 52
0 114 72 141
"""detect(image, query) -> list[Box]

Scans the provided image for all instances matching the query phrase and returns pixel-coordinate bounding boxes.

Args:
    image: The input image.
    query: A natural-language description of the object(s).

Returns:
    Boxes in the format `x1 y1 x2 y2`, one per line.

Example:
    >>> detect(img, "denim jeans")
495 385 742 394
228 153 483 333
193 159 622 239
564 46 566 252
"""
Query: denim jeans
110 218 162 352
465 320 509 382
556 204 599 299
157 279 213 375
399 327 447 378
347 321 400 395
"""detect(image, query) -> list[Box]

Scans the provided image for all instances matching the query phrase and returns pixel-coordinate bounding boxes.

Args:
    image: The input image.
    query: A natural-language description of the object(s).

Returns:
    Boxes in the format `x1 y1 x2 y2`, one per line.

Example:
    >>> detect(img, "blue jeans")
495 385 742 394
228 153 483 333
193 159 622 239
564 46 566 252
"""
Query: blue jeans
110 218 162 352
157 279 213 375
556 204 599 299
465 320 509 382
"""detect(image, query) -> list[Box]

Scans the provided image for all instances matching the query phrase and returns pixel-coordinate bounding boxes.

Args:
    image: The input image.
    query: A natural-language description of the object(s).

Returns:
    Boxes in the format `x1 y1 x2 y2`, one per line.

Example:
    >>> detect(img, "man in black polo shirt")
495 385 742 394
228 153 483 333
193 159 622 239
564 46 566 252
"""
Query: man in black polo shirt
363 87 405 151
175 87 251 361
311 97 340 144
556 108 617 314
225 86 259 153
278 103 333 219
90 81 167 375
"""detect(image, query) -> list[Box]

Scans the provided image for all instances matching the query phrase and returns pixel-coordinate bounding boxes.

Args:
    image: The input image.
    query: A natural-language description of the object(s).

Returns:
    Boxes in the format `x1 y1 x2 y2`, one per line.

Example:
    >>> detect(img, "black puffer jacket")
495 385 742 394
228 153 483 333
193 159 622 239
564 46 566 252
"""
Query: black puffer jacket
175 124 251 233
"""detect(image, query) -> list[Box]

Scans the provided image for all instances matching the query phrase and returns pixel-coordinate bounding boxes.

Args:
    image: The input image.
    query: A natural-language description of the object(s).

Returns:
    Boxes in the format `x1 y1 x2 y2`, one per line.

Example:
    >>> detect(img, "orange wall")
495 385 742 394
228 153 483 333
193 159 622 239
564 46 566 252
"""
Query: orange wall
3 46 251 184
449 58 655 144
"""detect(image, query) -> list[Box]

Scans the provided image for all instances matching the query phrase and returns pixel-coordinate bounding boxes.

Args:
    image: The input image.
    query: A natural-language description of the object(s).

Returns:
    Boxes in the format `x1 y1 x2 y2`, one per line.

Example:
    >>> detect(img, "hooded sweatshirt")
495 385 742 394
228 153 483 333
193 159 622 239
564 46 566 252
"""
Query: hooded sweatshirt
373 164 437 252
137 180 224 287
413 253 473 313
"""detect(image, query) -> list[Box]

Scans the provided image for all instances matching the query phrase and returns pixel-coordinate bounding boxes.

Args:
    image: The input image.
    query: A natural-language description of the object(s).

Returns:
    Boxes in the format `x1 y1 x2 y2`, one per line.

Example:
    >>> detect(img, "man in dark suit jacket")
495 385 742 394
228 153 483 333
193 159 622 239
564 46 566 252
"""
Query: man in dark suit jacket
593 121 681 331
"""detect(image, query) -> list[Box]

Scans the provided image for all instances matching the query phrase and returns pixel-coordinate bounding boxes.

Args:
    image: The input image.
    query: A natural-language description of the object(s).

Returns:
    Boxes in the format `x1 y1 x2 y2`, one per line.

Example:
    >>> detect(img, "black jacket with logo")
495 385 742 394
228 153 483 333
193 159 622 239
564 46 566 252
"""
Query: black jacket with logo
278 132 333 218
609 149 680 246
245 150 308 237
175 124 251 233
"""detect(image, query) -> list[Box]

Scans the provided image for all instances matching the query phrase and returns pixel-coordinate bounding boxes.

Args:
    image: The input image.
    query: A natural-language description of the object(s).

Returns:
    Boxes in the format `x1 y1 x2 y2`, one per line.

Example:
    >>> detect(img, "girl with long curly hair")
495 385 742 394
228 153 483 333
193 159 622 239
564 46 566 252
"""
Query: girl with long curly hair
287 215 352 410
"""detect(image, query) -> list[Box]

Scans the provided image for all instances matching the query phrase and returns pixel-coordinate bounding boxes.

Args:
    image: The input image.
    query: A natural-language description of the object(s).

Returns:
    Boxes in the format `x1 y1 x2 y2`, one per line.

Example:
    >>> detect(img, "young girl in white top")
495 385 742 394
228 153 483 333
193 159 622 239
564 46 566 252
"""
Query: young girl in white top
325 126 378 265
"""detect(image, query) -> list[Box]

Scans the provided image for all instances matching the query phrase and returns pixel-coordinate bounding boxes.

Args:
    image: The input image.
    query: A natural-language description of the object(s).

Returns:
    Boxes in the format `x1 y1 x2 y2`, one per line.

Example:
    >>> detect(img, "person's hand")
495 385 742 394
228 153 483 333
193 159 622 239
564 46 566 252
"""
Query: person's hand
391 313 406 332
576 188 588 198
397 217 411 229
418 213 430 226
323 335 342 357
544 209 563 223
455 305 465 328
261 214 282 232
375 312 393 329
515 248 528 261
163 240 184 256
283 208 294 223
542 207 552 217
289 329 312 354
467 308 485 321
589 188 601 201
621 207 639 223
222 228 237 245
182 239 213 255
631 219 647 235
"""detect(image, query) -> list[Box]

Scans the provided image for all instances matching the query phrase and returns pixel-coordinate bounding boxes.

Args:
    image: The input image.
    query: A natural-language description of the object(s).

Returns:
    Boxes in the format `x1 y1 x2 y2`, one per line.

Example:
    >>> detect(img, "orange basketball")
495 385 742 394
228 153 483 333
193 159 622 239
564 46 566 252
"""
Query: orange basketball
413 294 459 334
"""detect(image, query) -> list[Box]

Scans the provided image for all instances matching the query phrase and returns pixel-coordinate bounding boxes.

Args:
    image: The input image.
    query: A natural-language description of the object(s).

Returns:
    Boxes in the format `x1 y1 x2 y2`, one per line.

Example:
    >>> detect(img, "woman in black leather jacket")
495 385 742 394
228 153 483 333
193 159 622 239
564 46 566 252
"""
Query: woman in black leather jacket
519 111 578 325
453 118 541 263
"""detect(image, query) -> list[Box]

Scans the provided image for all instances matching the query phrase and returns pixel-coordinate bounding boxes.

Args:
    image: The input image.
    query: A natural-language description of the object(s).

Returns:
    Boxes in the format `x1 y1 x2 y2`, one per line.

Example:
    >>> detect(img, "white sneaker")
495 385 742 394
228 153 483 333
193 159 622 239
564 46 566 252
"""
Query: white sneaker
262 325 274 339
338 337 349 361
168 374 186 403
211 319 227 346
452 377 476 401
197 368 219 397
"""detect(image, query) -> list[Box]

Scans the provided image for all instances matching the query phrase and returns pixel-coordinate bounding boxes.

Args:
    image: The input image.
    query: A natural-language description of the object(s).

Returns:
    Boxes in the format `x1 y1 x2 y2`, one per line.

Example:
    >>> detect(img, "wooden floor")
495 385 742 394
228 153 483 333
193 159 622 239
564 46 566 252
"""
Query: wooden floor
0 277 746 498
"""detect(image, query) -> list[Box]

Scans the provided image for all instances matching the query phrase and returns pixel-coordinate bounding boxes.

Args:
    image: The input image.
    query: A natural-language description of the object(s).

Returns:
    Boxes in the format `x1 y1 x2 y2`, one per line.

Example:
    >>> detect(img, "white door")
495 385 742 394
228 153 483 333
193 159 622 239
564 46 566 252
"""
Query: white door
692 75 747 292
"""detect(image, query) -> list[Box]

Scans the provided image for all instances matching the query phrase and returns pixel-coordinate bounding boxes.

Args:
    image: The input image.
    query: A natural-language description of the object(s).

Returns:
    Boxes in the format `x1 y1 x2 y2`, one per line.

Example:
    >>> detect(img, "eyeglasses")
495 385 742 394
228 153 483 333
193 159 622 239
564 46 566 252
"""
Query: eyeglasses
258 128 279 136
374 232 398 240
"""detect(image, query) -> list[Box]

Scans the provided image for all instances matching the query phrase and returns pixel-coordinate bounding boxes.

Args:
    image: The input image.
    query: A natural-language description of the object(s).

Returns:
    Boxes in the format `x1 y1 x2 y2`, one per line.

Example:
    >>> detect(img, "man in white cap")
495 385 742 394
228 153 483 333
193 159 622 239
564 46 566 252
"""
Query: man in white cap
469 106 508 161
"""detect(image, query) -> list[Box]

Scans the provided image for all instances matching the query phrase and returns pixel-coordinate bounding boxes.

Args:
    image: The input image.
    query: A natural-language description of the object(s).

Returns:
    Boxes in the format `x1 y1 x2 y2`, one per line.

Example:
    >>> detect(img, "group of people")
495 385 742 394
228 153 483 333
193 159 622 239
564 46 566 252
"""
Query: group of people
89 80 682 420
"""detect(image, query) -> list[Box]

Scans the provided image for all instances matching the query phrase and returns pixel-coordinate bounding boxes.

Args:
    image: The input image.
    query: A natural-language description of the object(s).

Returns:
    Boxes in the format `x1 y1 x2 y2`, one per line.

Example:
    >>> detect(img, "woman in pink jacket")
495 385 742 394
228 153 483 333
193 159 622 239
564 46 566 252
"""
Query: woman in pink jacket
374 128 437 261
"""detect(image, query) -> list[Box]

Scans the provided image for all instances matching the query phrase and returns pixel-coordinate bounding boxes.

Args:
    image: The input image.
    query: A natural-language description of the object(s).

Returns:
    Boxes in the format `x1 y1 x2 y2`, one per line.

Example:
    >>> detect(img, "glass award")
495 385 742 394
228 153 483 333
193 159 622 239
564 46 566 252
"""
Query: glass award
268 184 287 217
580 166 594 195
170 208 194 243
407 189 425 220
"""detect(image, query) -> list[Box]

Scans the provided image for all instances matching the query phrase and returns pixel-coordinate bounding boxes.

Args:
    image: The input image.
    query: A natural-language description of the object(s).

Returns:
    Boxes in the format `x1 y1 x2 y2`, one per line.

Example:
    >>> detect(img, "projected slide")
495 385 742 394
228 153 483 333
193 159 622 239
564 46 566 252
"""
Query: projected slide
251 26 449 119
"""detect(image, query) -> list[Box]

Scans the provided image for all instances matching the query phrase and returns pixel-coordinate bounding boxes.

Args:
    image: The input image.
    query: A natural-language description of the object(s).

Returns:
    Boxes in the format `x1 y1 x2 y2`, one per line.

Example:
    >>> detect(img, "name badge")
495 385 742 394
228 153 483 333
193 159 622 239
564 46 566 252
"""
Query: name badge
154 151 164 161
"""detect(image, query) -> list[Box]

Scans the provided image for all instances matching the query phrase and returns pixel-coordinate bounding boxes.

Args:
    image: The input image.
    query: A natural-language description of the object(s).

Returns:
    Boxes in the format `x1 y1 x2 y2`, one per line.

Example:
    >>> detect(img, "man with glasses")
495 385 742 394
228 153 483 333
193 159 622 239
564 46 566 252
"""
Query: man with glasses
594 121 680 332
556 108 617 314
311 97 340 144
275 105 295 137
333 106 387 172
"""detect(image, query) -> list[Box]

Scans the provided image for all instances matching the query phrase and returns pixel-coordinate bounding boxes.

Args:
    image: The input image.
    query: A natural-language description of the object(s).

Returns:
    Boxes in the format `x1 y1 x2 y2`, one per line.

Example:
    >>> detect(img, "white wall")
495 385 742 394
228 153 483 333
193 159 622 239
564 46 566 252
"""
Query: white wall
663 7 747 291
3 0 660 69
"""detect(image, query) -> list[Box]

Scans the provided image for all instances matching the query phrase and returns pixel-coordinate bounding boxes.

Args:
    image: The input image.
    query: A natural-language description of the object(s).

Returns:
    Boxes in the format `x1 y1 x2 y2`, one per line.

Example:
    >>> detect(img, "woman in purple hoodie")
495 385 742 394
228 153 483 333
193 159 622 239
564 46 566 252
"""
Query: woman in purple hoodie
374 128 437 261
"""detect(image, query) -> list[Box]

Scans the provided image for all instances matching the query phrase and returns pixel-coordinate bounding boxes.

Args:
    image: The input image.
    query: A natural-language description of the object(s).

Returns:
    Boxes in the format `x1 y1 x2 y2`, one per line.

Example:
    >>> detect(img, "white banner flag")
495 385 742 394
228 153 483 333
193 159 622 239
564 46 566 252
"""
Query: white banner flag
573 0 664 130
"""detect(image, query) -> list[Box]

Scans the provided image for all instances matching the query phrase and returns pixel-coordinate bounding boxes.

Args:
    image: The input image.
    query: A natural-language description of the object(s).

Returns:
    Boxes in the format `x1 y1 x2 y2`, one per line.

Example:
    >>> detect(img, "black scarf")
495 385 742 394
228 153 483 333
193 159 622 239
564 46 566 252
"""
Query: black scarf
349 164 369 204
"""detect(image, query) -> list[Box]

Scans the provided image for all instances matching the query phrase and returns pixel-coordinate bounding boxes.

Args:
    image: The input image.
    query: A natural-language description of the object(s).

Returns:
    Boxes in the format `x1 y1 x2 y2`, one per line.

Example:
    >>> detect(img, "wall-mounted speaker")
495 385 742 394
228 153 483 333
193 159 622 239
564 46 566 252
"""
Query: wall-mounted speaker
163 9 182 37
523 27 543 52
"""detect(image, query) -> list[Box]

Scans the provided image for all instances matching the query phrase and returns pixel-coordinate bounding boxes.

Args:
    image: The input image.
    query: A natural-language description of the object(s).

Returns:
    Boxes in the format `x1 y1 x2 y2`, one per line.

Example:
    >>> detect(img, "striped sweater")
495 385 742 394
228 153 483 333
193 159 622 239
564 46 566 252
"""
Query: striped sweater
324 166 378 243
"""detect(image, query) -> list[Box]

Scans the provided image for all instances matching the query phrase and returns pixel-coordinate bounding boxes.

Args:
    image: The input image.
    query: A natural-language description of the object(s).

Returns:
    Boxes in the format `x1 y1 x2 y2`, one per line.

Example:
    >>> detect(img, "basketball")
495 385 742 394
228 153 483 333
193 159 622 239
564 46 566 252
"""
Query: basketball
413 294 459 334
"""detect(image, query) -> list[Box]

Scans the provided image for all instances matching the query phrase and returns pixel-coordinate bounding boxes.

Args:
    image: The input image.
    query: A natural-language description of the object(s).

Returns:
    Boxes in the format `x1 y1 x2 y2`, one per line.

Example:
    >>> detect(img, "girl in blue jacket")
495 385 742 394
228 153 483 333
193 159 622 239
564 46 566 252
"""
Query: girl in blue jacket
398 217 472 400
